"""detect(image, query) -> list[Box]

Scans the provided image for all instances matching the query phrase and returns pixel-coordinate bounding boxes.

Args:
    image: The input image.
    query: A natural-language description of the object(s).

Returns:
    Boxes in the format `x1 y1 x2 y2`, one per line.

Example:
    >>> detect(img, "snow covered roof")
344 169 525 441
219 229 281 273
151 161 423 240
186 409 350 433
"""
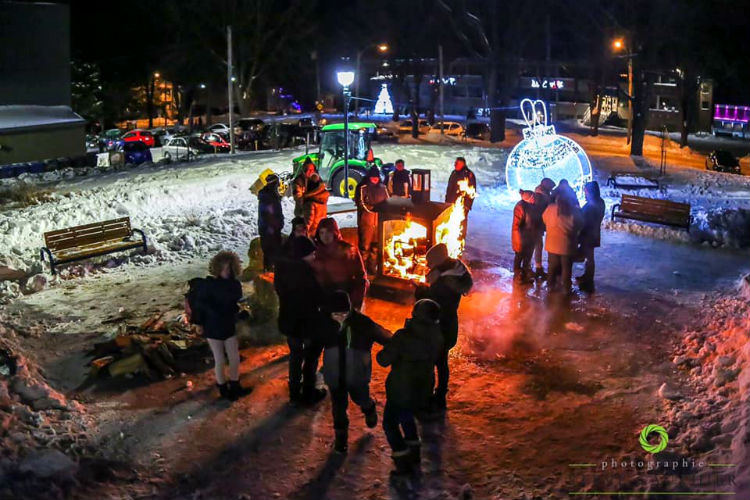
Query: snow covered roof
0 105 85 133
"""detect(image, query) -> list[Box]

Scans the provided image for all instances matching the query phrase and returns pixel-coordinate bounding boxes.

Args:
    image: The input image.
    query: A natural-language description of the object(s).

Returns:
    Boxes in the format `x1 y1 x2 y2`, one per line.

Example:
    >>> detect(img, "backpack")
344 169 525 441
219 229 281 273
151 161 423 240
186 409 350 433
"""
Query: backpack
184 278 206 325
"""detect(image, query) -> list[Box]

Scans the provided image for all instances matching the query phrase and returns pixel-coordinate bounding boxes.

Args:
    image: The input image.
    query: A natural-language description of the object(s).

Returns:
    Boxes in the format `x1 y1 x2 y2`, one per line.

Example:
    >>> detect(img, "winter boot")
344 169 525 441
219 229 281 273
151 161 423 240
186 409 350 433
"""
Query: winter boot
227 380 251 401
217 383 230 399
390 450 414 477
333 428 348 454
363 402 378 429
288 383 303 406
302 386 327 406
406 440 421 468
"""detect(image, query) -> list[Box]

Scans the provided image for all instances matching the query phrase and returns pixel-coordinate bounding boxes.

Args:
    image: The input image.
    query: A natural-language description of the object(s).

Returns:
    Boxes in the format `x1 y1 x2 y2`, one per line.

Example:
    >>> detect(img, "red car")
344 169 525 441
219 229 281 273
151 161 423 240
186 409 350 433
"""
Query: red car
200 132 231 152
121 129 155 147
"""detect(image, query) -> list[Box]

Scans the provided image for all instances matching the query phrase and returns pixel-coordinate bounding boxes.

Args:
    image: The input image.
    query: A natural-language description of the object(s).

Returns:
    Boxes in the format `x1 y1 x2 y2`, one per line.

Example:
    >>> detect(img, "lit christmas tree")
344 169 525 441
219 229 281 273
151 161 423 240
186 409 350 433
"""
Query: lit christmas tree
373 83 393 115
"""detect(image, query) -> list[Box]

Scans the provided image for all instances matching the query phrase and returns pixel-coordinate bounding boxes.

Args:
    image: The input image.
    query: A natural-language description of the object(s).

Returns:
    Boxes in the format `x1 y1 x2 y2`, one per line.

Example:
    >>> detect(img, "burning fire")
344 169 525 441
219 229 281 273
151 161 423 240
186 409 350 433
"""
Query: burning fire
382 180 476 282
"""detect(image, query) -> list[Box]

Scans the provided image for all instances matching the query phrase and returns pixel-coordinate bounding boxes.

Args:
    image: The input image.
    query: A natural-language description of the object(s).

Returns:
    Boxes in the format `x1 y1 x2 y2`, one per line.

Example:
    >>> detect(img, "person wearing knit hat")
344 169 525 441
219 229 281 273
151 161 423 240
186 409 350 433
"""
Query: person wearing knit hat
257 171 284 271
533 178 556 279
377 299 444 475
512 189 543 284
354 165 389 274
280 216 309 258
321 290 391 454
416 243 473 411
313 218 368 310
274 236 327 406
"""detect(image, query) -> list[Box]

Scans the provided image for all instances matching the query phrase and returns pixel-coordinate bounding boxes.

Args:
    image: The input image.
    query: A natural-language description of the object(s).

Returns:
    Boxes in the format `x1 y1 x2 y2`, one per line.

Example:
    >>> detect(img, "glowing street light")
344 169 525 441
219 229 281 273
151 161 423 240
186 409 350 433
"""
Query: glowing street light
612 36 634 144
613 38 624 51
377 44 389 52
337 70 355 198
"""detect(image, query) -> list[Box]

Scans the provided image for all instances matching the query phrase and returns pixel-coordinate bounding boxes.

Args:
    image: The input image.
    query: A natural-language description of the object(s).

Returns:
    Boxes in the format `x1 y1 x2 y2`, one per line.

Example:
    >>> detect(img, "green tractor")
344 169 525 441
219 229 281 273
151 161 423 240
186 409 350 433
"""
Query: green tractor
291 122 383 198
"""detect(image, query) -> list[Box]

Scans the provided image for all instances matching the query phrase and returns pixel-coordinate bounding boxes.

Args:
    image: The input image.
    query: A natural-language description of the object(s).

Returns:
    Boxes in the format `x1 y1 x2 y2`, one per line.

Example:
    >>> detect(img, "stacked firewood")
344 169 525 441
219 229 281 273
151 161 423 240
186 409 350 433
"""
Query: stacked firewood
89 313 207 380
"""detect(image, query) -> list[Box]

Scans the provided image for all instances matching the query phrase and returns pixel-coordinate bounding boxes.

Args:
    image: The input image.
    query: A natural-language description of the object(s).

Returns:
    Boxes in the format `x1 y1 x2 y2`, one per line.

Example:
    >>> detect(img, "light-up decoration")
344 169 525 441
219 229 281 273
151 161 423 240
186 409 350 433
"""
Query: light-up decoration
373 84 393 114
714 104 750 124
505 99 592 197
531 78 565 90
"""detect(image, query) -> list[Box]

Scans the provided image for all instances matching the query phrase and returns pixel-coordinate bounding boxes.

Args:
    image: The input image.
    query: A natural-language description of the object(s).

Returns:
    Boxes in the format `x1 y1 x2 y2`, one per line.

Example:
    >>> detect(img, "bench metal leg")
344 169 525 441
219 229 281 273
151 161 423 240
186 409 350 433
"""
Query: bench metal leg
40 247 57 275
132 229 148 254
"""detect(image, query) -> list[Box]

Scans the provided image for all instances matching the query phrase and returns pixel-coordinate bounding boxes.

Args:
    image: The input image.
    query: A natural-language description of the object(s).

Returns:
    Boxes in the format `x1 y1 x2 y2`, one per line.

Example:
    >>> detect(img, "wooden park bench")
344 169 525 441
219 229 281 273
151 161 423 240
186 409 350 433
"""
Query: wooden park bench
611 194 692 232
606 171 661 189
40 217 147 274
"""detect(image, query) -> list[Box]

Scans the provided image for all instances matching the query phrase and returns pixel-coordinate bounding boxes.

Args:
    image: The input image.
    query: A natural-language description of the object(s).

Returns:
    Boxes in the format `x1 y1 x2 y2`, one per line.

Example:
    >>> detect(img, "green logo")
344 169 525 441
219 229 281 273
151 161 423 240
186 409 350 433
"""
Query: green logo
639 424 669 453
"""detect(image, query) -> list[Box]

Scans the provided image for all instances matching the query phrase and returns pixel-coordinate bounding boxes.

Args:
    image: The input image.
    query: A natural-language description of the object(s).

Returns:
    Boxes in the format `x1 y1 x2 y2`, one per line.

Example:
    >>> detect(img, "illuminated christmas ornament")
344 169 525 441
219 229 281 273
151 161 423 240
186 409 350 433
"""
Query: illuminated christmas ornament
505 99 592 197
374 83 394 114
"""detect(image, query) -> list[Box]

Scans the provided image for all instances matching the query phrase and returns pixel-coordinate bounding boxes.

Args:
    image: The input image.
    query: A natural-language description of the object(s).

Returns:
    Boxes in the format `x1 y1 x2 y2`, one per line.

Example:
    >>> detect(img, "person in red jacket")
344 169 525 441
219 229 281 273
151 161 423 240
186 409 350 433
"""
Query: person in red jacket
313 217 368 310
512 190 543 284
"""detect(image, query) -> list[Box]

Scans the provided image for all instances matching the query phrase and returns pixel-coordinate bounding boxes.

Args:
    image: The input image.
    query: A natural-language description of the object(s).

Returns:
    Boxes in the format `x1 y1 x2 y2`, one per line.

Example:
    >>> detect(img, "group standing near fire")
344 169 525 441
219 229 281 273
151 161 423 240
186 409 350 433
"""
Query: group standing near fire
187 154 607 478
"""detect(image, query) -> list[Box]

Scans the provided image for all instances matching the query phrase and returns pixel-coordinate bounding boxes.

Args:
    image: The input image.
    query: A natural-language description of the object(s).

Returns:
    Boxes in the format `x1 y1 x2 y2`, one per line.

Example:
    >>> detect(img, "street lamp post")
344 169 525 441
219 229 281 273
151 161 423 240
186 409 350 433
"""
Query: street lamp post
613 38 634 145
337 70 355 198
354 43 388 115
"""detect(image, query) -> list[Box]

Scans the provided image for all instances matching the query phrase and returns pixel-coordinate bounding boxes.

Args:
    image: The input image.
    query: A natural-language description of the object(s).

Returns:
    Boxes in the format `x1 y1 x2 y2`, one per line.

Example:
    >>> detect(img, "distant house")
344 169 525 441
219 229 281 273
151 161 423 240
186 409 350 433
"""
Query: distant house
0 1 85 165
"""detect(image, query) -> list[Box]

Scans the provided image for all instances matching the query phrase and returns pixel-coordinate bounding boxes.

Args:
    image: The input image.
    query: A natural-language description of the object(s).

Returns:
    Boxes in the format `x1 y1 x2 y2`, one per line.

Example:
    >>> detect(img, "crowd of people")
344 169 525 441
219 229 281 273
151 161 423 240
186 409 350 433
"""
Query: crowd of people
512 178 605 294
186 156 606 477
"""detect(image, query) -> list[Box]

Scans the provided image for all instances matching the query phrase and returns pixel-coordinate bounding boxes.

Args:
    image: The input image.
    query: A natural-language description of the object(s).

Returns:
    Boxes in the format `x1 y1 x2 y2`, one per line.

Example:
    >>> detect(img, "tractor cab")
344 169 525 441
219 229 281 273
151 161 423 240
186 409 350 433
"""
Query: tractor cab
292 122 382 197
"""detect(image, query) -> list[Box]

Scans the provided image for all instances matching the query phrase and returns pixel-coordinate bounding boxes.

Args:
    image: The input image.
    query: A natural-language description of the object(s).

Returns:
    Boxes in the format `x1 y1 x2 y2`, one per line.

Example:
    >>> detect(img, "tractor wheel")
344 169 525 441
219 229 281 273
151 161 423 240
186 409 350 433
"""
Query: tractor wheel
331 168 364 198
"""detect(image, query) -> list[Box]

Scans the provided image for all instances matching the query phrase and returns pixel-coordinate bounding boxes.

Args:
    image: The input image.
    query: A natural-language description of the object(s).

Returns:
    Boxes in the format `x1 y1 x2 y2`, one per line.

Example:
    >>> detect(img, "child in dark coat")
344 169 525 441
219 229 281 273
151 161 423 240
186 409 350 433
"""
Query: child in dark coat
321 290 391 454
187 251 245 400
377 299 443 475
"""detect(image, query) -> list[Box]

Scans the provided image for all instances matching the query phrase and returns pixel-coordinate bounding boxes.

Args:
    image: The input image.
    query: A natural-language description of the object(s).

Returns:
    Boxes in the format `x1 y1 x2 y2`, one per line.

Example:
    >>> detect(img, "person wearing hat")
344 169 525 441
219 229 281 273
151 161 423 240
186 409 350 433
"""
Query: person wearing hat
303 172 329 236
313 217 368 311
273 236 328 406
321 290 391 454
415 243 473 411
257 173 284 271
512 189 543 284
293 157 317 217
445 157 477 241
280 216 309 258
377 299 444 475
354 165 389 274
576 181 605 293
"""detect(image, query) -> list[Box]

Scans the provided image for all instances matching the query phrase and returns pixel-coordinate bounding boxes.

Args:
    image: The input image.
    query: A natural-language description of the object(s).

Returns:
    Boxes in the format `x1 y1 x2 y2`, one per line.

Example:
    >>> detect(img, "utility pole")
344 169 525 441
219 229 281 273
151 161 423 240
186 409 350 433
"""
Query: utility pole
439 44 445 134
227 25 235 154
627 52 633 145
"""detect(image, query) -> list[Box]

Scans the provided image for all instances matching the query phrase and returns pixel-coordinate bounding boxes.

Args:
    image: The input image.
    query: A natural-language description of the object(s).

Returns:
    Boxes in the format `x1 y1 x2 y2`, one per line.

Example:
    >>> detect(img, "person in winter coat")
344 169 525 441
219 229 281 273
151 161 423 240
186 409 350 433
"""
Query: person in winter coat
188 251 245 400
533 178 556 278
321 290 391 453
303 173 329 236
415 243 473 410
512 189 543 283
313 217 368 310
293 157 316 217
542 194 583 293
377 299 443 475
387 159 411 198
551 178 580 208
355 165 389 274
274 237 328 406
257 174 284 271
280 216 308 258
445 157 477 240
576 181 605 292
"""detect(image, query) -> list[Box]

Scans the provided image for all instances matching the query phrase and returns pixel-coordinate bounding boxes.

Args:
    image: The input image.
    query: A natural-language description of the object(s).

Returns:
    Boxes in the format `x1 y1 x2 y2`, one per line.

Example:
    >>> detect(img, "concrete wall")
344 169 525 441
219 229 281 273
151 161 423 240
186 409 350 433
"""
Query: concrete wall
0 125 84 164
0 2 71 106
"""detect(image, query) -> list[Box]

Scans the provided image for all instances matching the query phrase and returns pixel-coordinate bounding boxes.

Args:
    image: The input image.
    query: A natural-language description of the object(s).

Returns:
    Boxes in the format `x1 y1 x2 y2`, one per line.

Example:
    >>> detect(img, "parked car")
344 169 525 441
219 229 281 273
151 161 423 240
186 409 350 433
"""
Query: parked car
199 132 231 152
208 123 230 134
116 141 152 165
121 129 155 147
187 135 217 154
100 129 123 150
162 137 199 161
374 125 398 142
464 122 491 140
398 119 430 134
237 118 266 132
706 150 741 174
430 121 465 137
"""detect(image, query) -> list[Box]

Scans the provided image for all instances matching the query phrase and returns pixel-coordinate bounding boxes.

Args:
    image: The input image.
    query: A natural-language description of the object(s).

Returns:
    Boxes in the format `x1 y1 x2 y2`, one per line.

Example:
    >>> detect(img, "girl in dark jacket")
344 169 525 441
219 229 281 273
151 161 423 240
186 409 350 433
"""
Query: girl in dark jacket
577 181 605 292
193 251 244 400
377 299 443 475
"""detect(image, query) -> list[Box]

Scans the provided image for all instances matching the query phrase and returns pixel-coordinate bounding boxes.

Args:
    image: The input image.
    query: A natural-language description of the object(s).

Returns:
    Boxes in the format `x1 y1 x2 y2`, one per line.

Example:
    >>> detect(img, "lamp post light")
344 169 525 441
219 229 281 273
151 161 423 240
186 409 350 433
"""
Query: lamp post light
337 70 355 198
613 37 634 145
354 43 388 115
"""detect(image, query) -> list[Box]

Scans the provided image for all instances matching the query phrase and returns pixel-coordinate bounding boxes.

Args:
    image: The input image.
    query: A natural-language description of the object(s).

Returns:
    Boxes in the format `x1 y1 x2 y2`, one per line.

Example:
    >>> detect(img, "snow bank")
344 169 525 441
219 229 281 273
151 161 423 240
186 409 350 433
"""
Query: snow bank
667 282 750 498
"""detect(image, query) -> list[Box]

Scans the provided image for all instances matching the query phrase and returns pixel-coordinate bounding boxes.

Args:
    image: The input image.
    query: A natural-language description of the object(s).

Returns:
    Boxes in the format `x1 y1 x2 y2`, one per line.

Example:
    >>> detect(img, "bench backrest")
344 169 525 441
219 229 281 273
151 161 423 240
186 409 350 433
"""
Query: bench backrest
620 195 690 225
44 217 132 251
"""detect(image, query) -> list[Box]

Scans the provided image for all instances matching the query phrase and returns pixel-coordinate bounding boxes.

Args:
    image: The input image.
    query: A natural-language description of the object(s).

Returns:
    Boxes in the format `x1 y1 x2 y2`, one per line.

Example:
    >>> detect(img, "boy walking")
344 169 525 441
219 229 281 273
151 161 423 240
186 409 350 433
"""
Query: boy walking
377 299 443 475
321 290 391 453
